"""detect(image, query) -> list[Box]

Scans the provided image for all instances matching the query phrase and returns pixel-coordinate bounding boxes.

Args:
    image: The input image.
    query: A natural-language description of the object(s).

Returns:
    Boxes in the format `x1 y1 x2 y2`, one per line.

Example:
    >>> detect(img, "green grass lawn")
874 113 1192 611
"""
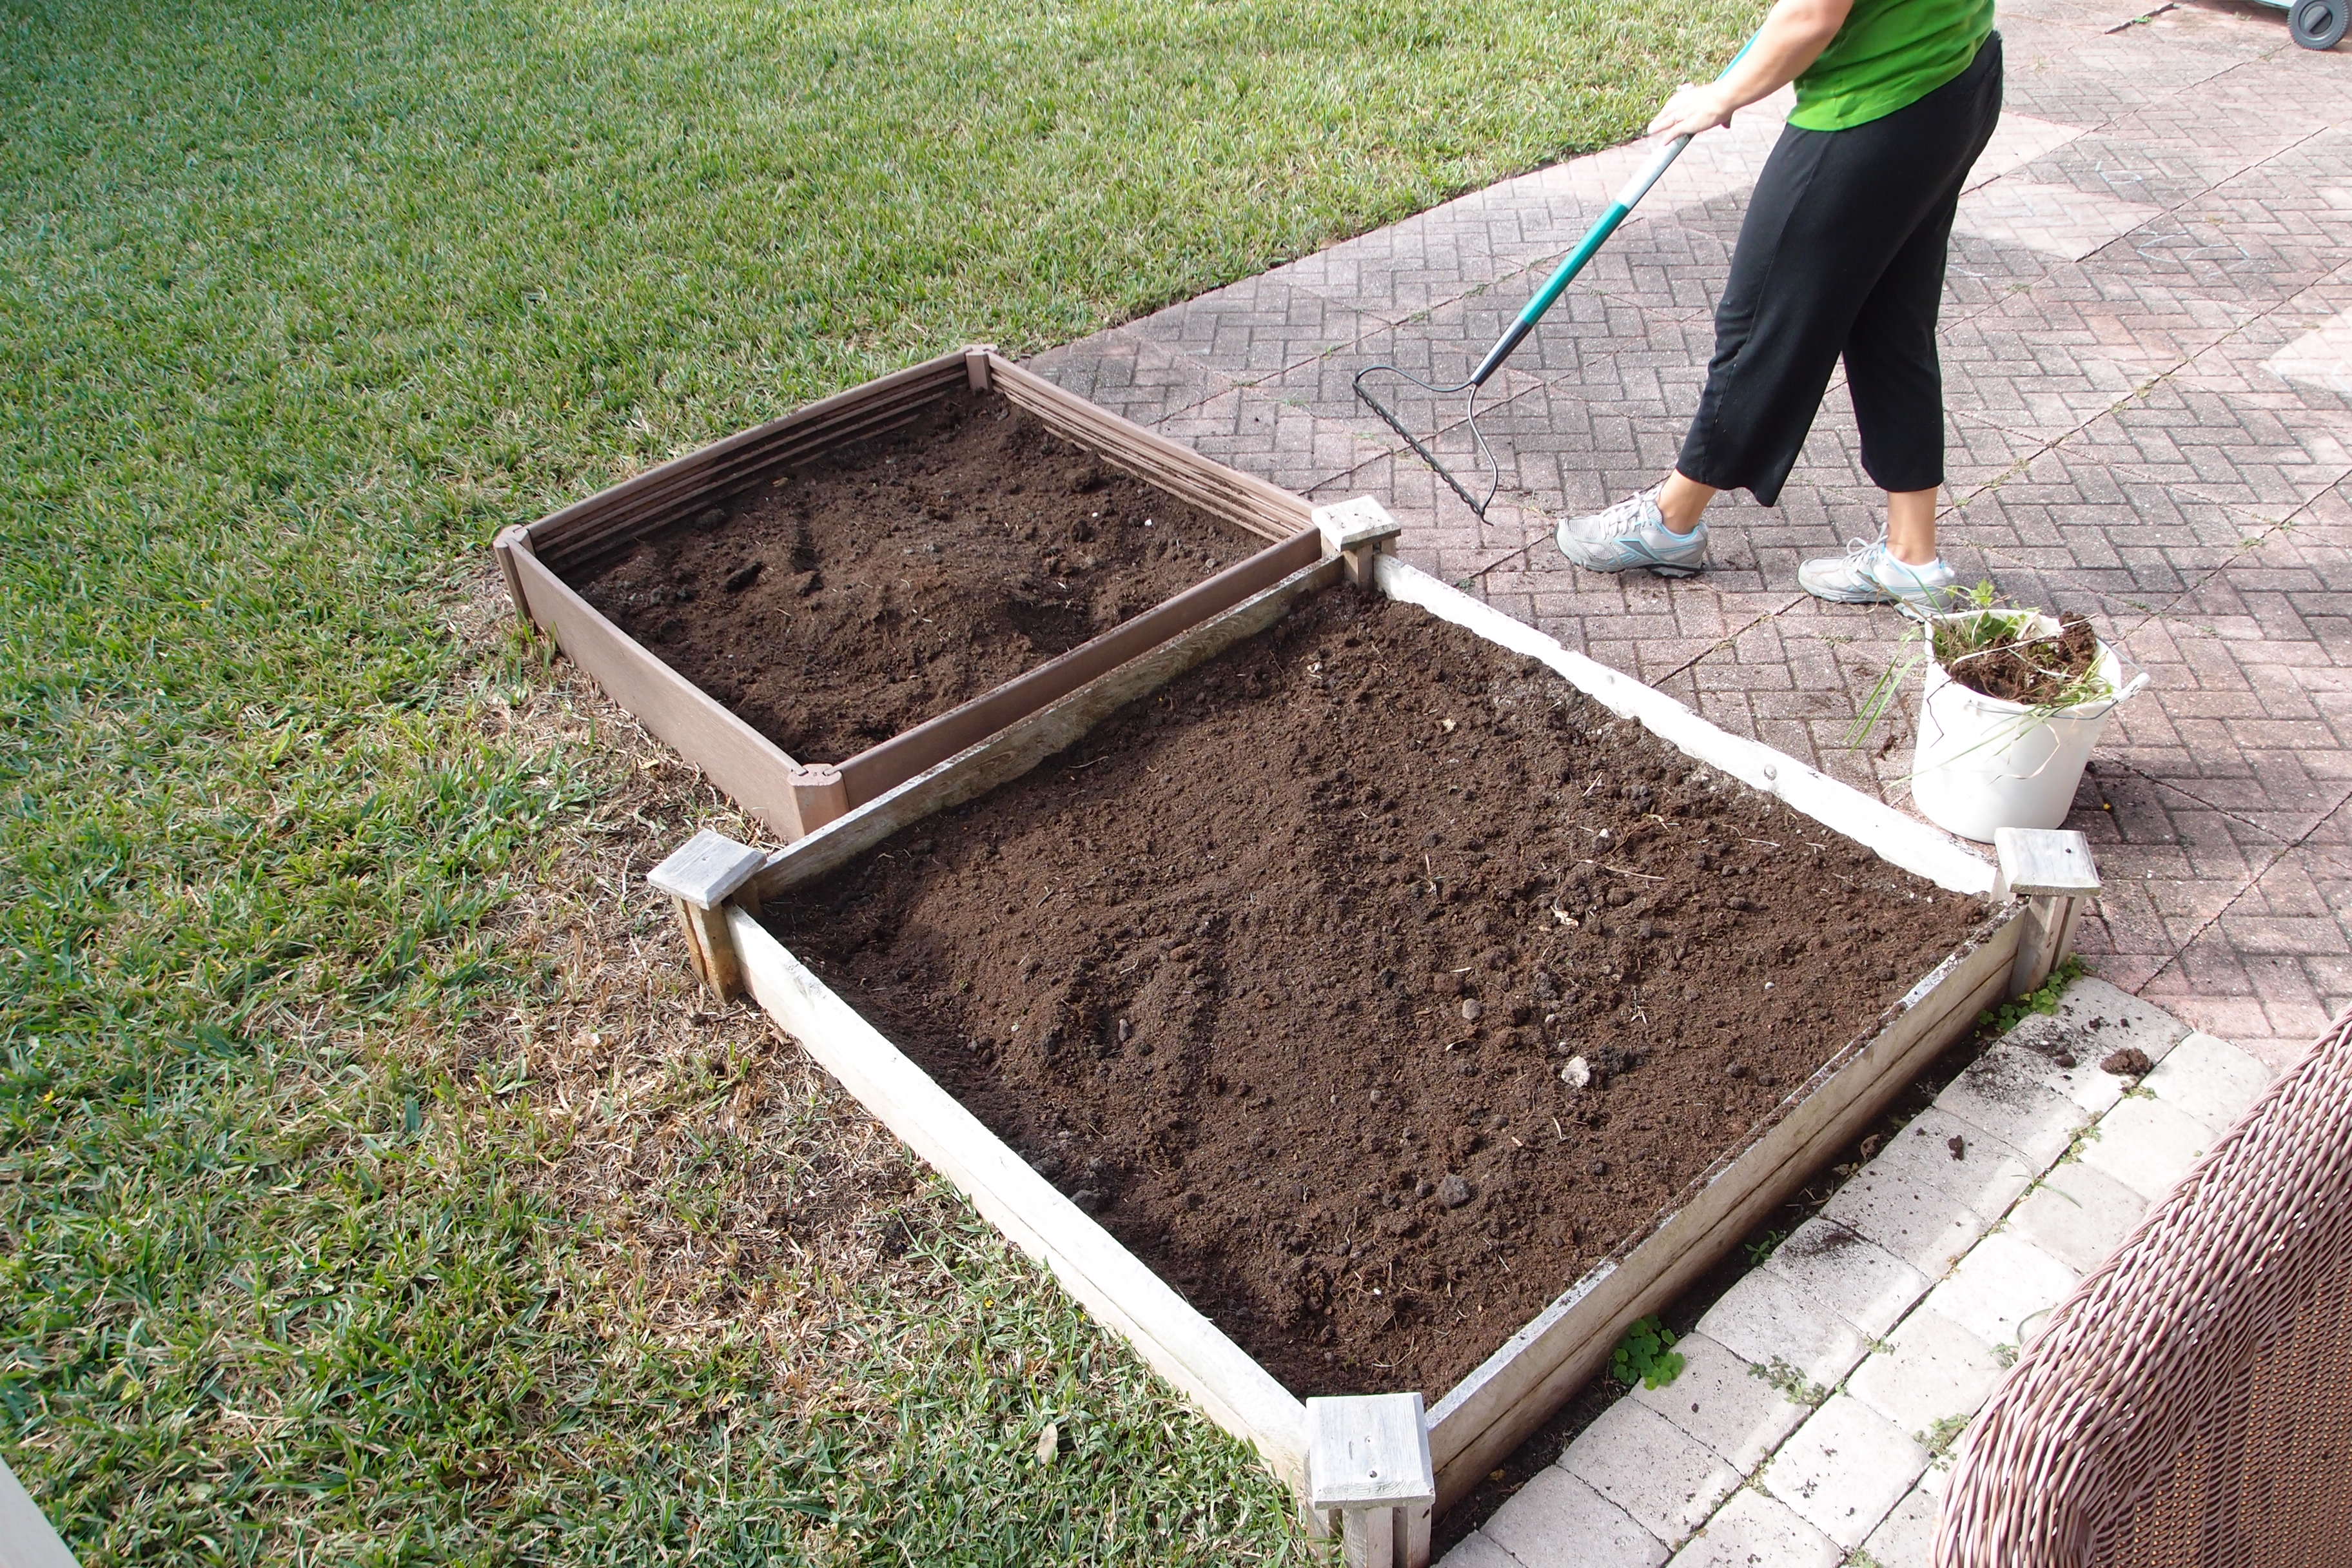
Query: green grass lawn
0 0 1756 1560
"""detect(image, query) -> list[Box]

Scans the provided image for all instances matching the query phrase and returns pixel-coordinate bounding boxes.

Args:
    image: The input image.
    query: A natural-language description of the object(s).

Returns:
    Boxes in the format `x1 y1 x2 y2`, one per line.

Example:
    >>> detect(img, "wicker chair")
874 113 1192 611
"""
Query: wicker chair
1937 1004 2352 1567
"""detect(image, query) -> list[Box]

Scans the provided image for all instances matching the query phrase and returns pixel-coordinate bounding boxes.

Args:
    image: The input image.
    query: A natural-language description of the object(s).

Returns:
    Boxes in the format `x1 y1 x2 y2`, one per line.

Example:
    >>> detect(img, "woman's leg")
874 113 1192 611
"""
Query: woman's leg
1658 472 1717 533
1887 487 1940 564
1799 37 2003 600
1562 34 2005 584
1556 122 1856 574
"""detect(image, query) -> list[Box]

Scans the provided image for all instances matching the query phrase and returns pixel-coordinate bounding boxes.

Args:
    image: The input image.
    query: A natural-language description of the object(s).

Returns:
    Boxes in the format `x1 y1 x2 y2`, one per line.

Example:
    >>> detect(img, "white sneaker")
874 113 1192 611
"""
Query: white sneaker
1555 485 1709 578
1799 536 1961 607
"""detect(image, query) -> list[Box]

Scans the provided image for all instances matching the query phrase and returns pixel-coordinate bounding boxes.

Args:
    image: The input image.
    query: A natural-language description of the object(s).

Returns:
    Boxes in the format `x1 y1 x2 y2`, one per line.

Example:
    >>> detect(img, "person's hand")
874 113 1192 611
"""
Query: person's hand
1647 82 1735 141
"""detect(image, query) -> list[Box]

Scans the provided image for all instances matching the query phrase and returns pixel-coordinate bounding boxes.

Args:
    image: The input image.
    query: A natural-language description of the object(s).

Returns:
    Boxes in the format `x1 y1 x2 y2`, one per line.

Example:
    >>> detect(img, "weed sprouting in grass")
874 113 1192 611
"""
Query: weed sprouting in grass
0 0 1763 1559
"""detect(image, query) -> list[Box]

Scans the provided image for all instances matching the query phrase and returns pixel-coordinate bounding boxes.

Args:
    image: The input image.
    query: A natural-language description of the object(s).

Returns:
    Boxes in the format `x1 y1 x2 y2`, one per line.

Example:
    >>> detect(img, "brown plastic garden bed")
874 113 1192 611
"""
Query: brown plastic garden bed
495 346 1315 841
649 508 2081 1557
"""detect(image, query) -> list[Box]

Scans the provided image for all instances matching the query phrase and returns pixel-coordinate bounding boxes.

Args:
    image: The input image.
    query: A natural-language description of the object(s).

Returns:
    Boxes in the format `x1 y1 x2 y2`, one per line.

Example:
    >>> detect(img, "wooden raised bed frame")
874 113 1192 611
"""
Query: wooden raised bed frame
649 506 2098 1563
495 345 1318 841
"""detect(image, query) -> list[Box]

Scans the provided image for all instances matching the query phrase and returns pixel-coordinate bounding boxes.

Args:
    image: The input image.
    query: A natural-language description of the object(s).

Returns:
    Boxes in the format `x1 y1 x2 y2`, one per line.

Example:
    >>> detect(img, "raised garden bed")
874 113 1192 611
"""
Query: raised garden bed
495 347 1315 840
653 509 2047 1548
770 587 1982 1400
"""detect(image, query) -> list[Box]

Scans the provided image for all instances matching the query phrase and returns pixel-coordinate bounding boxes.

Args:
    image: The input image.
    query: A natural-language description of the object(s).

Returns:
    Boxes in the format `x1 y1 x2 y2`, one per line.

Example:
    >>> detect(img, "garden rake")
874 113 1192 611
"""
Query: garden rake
1353 33 1761 520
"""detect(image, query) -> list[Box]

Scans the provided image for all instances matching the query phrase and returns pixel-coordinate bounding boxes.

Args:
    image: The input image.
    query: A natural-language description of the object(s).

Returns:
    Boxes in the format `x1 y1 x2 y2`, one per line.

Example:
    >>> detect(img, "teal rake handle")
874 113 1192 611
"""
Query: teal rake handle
1467 32 1763 386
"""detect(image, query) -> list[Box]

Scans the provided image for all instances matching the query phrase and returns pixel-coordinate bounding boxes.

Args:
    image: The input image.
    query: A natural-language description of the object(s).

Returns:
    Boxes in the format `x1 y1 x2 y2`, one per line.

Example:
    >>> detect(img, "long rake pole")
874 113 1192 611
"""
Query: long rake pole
1467 30 1761 389
1353 31 1762 517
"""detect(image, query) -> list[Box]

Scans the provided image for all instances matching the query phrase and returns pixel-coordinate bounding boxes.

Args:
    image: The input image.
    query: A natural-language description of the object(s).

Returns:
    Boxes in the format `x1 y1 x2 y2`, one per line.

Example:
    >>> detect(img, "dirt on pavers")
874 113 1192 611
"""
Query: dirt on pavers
1938 611 2103 707
571 388 1256 763
769 589 1983 1398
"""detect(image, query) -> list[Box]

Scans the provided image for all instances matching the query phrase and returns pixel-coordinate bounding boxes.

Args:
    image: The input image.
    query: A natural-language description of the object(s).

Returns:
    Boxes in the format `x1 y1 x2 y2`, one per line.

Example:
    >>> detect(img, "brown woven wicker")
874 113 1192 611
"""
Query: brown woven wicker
1937 1005 2352 1567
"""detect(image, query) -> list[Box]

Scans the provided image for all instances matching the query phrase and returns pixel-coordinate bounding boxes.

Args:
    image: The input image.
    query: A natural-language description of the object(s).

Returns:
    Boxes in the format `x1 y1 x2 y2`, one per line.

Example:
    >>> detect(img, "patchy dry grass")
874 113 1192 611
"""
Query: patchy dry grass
0 0 1758 1558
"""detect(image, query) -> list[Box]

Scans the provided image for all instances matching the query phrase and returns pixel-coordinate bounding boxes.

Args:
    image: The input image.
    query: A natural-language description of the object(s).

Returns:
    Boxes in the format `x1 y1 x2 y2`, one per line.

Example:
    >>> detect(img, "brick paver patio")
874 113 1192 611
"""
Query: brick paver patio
1032 0 2352 1075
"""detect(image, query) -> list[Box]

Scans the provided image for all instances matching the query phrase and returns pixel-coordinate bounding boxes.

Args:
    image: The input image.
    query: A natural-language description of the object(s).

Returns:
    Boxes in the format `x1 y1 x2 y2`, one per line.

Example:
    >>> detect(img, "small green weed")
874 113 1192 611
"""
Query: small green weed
2059 1122 2104 1164
1917 1413 1970 1469
1749 1356 1829 1407
1611 1317 1687 1390
1744 1228 1788 1267
1979 956 2087 1036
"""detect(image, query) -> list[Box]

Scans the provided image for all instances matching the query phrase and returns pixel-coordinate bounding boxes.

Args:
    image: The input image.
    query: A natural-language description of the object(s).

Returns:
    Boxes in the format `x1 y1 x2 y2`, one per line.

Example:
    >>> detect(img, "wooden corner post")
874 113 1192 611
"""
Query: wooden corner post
492 525 536 625
648 829 769 1001
1995 827 2101 999
1313 497 1404 589
1306 1393 1435 1568
789 763 851 838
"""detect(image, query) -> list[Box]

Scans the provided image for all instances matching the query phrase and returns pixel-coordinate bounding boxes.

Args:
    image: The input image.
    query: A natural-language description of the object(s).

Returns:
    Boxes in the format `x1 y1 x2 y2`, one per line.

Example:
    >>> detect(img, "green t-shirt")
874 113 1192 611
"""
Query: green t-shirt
1789 0 1997 131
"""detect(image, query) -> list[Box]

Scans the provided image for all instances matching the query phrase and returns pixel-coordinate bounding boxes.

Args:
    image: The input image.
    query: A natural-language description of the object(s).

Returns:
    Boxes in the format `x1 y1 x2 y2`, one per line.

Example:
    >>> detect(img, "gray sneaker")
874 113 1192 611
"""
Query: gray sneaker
1555 485 1709 578
1799 537 1961 607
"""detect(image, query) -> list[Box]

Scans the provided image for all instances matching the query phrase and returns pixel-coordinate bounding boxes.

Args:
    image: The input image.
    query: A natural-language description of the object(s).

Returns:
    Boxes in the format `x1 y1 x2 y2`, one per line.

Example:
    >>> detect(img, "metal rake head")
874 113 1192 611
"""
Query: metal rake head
1351 364 1502 522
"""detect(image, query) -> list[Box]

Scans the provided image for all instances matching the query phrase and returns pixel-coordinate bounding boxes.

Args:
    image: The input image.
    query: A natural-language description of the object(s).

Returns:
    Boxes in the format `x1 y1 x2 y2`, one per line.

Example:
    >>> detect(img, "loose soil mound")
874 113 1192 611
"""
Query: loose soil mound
1938 612 2103 706
772 591 1983 1398
573 390 1254 763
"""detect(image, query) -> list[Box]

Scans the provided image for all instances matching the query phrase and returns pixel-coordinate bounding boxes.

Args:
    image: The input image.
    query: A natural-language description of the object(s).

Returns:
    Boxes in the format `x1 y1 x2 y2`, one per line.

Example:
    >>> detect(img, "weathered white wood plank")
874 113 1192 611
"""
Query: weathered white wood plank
647 828 768 910
0 1453 79 1568
1995 827 2100 897
1308 1393 1435 1509
730 908 1308 1484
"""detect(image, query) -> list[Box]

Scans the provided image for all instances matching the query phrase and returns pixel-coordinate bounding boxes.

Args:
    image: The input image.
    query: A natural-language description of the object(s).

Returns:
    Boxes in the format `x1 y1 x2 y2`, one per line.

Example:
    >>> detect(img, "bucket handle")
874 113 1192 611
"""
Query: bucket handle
2075 669 2150 718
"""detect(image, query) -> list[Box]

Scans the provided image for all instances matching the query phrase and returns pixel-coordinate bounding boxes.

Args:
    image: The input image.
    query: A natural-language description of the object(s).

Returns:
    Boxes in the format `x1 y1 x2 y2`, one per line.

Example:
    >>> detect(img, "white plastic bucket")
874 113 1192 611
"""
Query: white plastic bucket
1909 609 2144 843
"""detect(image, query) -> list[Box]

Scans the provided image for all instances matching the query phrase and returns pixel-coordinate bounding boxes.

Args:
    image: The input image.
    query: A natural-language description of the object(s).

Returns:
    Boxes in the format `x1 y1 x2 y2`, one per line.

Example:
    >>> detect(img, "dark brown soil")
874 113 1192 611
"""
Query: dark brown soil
1938 612 2102 706
571 390 1255 762
770 589 1983 1398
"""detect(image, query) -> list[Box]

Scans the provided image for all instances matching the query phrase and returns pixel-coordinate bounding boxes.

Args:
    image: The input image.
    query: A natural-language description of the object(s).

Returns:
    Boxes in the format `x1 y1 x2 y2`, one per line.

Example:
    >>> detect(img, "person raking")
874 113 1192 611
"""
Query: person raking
1554 0 2002 606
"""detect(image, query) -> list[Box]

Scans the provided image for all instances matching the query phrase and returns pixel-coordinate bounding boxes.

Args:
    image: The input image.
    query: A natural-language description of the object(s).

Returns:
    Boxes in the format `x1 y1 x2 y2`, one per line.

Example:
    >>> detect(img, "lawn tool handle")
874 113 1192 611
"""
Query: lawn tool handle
1351 30 1759 519
1467 130 1705 386
1469 28 1760 386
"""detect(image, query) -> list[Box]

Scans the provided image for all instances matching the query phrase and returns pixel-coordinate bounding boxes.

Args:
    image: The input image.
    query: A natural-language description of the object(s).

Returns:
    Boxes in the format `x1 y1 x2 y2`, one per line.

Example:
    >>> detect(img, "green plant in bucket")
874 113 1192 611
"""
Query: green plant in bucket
1843 583 2117 771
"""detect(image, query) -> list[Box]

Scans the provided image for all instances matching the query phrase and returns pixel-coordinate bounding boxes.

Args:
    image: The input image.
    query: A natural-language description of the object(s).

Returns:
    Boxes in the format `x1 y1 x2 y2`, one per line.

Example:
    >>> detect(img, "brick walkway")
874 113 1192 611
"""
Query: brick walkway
1032 0 2352 1074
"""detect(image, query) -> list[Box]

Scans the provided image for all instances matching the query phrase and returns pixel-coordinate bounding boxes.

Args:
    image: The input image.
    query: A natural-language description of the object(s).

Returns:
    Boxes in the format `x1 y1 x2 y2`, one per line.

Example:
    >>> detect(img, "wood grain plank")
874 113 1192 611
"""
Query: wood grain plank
510 547 809 838
750 554 1345 903
836 527 1321 804
990 357 1311 544
523 349 970 567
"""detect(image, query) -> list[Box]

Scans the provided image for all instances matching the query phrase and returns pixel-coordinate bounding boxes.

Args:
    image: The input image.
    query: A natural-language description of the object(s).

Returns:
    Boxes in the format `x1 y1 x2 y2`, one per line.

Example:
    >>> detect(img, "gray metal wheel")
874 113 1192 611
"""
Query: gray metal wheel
2292 0 2347 49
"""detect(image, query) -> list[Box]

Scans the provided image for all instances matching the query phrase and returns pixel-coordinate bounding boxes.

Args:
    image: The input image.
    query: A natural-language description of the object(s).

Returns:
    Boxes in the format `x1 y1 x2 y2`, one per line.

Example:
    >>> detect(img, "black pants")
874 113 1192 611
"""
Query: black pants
1678 33 2004 506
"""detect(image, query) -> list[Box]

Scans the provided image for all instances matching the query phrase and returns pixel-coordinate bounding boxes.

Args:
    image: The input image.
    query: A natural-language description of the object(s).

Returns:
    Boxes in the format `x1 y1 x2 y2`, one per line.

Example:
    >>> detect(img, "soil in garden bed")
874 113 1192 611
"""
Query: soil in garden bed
1938 612 2102 705
770 589 1984 1398
571 389 1256 762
